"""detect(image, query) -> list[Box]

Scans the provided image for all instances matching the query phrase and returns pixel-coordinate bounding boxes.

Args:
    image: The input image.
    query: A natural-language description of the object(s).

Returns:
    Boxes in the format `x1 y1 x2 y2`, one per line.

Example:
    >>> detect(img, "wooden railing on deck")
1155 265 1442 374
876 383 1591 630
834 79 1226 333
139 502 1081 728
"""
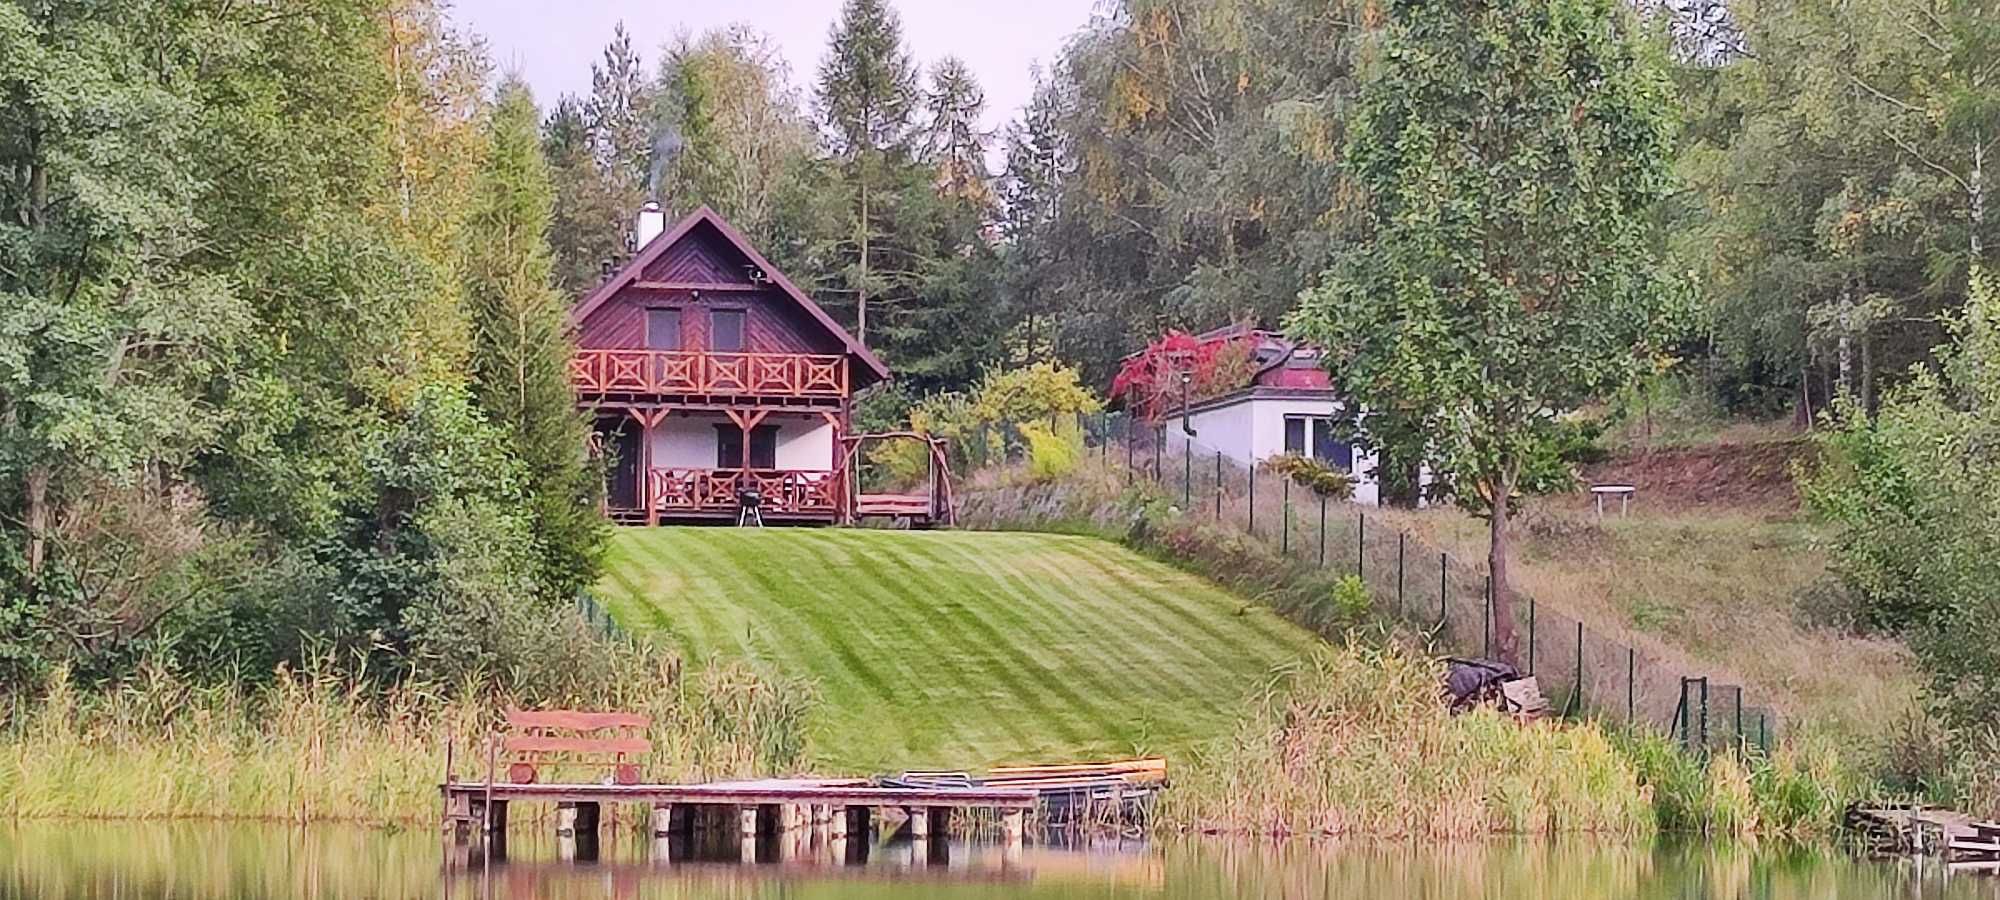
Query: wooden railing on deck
570 350 847 398
646 468 840 515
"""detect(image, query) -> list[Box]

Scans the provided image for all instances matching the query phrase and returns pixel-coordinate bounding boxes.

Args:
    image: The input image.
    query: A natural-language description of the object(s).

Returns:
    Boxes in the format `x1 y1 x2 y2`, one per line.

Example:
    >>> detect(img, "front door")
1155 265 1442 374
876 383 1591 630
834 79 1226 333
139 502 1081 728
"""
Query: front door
600 417 642 508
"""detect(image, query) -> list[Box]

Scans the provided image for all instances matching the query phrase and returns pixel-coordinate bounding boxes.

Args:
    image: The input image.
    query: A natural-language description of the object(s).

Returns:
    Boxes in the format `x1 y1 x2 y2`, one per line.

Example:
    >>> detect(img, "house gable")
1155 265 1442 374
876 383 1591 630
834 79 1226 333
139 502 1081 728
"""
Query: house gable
571 207 889 385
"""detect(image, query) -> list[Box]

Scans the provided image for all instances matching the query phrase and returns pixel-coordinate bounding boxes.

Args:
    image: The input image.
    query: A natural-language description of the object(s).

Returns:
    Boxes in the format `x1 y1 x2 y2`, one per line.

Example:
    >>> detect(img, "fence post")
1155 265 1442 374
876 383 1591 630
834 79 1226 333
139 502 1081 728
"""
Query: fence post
1758 713 1767 755
1573 622 1584 719
1438 553 1447 629
1527 596 1536 674
1183 435 1192 507
1676 678 1689 749
1698 676 1710 757
1734 686 1744 761
1627 647 1636 723
1396 533 1406 613
1281 478 1292 556
1317 495 1327 567
1101 411 1109 459
1247 463 1256 536
1356 513 1366 578
1214 452 1222 521
1153 427 1163 480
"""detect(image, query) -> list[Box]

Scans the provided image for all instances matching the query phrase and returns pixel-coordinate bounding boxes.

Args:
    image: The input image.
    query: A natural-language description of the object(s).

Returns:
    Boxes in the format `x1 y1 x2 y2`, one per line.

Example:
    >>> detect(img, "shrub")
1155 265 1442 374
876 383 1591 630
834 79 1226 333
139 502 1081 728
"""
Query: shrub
1330 575 1372 629
1801 270 2000 728
1022 422 1084 482
1261 453 1356 499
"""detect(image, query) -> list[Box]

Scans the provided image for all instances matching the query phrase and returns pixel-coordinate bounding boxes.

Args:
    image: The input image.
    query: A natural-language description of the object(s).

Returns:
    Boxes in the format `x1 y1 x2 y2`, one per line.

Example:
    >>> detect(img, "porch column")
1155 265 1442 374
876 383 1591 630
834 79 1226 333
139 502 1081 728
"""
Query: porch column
635 409 659 526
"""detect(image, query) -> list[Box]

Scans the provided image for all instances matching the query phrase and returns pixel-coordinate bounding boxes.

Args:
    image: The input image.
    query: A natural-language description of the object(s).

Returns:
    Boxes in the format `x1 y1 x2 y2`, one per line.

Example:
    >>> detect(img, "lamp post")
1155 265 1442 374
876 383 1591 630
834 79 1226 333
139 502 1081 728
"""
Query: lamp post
1179 372 1195 506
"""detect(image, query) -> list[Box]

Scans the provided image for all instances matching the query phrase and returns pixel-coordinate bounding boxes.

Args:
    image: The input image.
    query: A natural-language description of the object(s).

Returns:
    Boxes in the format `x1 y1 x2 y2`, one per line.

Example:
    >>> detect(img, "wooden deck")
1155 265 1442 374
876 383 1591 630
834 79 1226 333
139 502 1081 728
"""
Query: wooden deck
442 779 1036 810
1845 804 2000 865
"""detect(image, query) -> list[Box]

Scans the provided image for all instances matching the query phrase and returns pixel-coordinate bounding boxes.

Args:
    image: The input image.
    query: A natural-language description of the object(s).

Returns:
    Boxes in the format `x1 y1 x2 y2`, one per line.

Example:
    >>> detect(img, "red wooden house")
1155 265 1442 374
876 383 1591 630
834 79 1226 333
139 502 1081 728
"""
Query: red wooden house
571 205 889 524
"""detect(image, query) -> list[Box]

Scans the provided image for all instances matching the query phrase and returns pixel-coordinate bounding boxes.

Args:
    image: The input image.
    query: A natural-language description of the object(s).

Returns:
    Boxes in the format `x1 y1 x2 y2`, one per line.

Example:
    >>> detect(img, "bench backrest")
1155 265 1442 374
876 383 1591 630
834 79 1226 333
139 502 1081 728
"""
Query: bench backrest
502 708 652 760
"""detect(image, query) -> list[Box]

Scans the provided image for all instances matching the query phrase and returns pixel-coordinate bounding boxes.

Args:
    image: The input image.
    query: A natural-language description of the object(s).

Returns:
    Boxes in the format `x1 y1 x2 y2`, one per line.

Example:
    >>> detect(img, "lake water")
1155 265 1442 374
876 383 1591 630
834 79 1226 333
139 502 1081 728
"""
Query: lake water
3 820 1997 899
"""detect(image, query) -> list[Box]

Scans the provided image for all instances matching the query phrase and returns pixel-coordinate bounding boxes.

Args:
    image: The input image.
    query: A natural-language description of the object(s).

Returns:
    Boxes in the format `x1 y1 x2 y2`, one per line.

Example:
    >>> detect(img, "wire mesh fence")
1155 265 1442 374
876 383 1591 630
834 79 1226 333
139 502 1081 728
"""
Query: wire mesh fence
958 410 1777 757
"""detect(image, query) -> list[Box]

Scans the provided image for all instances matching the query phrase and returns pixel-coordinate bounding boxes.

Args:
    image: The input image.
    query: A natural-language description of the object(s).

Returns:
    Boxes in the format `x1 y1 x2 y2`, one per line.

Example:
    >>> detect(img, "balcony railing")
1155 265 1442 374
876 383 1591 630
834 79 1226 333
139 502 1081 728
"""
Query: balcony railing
644 468 841 516
570 350 848 398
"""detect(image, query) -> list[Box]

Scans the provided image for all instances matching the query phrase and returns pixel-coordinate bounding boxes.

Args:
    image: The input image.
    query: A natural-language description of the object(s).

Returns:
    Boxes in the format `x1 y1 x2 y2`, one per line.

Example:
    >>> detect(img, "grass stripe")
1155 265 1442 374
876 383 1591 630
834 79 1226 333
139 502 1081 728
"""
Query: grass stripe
596 527 1317 772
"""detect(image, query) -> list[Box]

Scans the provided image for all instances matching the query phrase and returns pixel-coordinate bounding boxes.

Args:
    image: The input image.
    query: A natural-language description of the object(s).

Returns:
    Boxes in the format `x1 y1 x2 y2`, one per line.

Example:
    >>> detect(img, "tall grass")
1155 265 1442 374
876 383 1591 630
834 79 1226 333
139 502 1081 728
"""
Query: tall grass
1160 643 1656 838
0 651 813 824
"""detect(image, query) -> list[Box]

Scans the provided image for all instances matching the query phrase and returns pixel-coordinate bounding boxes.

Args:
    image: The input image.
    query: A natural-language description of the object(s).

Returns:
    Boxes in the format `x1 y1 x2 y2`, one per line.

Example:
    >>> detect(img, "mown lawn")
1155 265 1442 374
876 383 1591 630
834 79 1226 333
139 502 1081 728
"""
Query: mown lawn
597 527 1315 774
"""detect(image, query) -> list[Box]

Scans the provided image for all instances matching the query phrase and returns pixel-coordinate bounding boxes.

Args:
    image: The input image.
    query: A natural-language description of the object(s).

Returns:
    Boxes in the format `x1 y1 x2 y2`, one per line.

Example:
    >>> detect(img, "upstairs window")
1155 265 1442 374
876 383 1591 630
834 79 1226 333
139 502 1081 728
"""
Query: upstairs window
1283 414 1354 471
646 308 681 350
710 309 746 352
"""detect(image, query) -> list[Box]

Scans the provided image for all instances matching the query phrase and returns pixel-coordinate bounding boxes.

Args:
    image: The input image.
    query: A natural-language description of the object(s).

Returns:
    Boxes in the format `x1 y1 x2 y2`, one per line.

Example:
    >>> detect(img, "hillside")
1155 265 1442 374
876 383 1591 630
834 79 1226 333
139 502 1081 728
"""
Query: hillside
596 528 1315 773
1389 435 1920 744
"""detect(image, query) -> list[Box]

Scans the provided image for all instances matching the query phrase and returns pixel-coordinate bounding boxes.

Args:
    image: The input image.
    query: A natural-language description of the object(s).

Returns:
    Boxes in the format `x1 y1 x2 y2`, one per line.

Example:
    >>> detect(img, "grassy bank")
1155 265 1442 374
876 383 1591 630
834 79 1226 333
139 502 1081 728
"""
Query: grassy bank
1162 642 1856 838
0 653 811 824
960 462 1872 835
595 527 1315 772
1382 503 1919 746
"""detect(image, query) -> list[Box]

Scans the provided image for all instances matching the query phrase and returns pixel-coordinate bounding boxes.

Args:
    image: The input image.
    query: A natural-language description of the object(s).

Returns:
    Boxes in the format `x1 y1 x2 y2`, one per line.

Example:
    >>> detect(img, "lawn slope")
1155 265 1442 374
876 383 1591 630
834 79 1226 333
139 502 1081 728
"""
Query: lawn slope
598 528 1314 773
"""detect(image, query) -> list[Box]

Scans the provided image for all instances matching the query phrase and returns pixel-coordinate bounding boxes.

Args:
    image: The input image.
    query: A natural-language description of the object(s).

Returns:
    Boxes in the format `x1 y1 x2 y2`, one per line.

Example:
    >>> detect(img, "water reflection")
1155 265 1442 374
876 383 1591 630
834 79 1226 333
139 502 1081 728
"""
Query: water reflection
2 820 1995 899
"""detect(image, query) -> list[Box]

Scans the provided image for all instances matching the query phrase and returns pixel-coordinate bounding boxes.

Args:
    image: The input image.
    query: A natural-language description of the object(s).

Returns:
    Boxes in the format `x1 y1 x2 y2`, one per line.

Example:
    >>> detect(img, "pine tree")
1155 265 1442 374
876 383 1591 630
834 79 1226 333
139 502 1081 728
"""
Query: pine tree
816 0 919 342
466 78 606 601
922 56 992 209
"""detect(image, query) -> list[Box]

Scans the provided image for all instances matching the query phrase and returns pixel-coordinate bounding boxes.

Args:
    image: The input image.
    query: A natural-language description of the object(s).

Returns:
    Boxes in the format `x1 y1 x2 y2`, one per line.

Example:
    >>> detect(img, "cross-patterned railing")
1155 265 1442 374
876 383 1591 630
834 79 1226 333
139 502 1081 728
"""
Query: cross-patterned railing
570 350 848 398
645 468 841 516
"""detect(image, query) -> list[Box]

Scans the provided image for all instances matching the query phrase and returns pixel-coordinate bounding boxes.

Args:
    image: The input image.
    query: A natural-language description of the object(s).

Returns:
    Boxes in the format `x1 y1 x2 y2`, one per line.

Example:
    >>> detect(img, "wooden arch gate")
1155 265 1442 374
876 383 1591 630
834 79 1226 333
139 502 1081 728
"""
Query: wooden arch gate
837 432 957 528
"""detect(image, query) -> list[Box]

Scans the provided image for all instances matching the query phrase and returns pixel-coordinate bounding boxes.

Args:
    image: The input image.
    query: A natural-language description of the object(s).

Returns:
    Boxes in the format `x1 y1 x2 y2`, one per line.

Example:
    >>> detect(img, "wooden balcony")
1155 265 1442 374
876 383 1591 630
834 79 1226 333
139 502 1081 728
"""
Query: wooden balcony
642 468 841 518
570 350 847 399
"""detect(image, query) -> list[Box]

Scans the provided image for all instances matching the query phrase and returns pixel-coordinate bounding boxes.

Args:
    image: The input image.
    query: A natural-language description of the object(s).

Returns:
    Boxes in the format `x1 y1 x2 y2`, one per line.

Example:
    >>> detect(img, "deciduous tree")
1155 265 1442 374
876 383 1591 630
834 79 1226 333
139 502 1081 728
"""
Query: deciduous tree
1288 0 1684 664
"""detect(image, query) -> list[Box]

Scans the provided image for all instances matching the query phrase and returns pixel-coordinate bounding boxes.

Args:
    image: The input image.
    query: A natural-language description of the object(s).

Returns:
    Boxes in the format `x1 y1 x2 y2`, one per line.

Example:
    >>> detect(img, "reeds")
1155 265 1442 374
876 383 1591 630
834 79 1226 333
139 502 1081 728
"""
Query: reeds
0 651 813 824
1159 642 1656 838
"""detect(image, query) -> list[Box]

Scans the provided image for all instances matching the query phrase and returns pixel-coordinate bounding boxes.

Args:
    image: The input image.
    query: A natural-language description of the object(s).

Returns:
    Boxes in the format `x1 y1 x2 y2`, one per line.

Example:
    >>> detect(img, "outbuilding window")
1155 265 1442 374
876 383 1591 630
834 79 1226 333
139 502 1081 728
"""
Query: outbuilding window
1283 415 1353 471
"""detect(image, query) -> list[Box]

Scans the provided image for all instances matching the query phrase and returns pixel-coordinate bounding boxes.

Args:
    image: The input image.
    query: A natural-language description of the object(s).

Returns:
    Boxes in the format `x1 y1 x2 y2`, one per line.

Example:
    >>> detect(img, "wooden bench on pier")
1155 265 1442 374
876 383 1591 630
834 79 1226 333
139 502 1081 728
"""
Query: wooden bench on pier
502 708 651 786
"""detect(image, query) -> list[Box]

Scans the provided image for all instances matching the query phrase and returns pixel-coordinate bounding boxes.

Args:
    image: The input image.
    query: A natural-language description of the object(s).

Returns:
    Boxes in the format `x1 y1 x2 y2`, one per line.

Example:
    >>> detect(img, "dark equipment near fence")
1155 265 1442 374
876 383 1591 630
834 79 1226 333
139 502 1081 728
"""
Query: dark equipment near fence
1443 658 1549 718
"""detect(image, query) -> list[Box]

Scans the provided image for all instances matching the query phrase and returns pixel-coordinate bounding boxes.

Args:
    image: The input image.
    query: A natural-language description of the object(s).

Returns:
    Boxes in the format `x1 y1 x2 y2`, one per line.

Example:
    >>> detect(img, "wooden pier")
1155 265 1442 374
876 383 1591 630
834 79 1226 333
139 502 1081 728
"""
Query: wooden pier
440 712 1160 868
1845 804 2000 869
441 777 1036 866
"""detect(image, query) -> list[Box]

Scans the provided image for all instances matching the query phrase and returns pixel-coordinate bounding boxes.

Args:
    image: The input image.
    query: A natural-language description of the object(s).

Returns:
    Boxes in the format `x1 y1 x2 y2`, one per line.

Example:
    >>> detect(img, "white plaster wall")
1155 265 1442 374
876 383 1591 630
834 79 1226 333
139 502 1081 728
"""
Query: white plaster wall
1189 395 1388 506
775 419 835 471
648 413 835 470
1182 402 1257 466
653 413 729 468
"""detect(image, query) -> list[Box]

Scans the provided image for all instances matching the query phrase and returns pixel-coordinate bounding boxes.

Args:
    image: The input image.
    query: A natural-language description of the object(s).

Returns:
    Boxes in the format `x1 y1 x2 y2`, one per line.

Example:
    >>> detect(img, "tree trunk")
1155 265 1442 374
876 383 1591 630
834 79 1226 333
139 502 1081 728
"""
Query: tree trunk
1487 476 1521 666
1861 333 1876 419
1973 128 1985 263
857 160 870 344
24 463 50 580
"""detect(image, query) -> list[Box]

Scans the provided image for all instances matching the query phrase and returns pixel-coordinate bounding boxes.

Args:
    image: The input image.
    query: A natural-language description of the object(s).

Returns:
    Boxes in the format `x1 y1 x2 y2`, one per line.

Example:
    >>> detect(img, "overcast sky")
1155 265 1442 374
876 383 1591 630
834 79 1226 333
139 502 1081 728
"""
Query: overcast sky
452 0 1104 136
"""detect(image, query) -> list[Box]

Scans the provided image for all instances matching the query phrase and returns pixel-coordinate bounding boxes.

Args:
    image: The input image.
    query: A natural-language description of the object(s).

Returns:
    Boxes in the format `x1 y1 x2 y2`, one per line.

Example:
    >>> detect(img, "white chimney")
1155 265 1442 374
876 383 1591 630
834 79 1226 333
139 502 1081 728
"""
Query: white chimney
635 201 665 250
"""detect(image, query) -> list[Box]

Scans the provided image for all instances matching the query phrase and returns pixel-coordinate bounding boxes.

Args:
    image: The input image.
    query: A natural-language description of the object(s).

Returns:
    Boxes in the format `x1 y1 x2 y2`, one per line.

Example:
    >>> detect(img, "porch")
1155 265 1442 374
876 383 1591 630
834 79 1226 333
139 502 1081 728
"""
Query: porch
595 408 844 524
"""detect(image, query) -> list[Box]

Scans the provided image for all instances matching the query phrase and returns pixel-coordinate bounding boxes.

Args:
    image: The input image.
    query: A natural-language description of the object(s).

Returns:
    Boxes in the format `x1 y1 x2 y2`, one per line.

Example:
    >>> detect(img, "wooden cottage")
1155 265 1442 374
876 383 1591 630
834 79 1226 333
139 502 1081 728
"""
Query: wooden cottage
571 205 890 525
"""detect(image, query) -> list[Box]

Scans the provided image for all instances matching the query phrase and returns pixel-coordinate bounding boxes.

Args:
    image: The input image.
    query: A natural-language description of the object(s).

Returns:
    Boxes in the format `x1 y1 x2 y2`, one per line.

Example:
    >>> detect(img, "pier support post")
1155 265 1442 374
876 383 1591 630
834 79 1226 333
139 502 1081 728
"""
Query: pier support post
650 805 675 864
1001 808 1025 848
907 806 929 841
740 805 760 864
